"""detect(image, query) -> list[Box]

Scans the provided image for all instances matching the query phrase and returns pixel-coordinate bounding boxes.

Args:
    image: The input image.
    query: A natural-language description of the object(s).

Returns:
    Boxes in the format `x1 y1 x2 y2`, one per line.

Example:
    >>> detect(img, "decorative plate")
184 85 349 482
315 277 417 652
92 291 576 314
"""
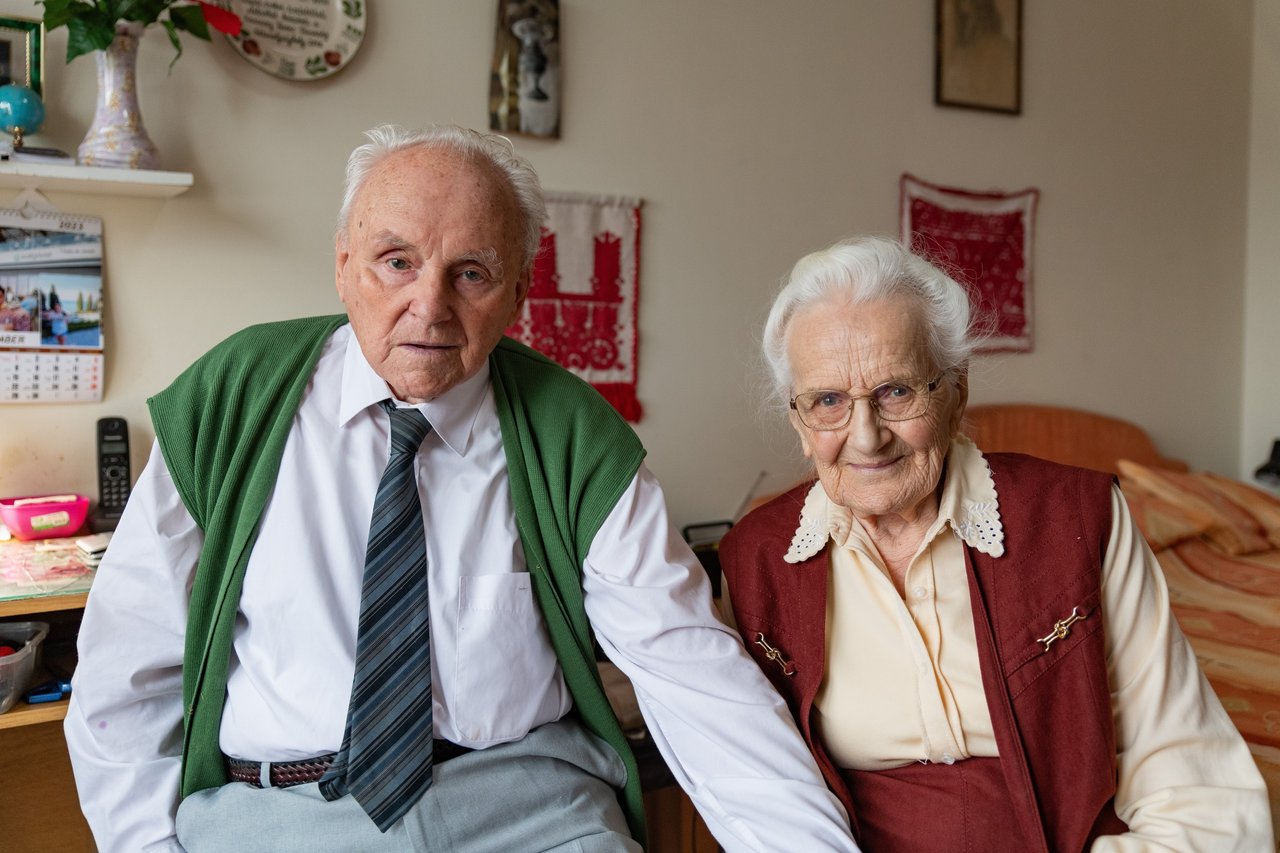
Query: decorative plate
224 0 367 81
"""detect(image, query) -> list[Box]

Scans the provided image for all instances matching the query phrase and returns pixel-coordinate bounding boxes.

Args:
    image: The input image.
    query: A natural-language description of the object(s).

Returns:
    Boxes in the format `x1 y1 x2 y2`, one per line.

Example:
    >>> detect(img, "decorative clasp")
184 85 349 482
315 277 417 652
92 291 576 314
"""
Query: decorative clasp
755 633 797 676
1038 606 1087 653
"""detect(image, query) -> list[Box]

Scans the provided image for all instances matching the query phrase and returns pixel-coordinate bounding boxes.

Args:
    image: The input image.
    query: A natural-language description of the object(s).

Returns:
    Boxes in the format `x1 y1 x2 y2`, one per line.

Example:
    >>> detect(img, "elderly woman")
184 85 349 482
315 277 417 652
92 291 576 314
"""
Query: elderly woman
719 236 1273 851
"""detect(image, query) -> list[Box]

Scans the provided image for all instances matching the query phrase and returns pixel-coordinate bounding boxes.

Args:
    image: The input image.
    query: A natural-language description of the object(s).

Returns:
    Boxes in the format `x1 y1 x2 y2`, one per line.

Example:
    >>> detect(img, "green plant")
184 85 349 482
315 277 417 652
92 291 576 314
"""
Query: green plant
39 0 242 64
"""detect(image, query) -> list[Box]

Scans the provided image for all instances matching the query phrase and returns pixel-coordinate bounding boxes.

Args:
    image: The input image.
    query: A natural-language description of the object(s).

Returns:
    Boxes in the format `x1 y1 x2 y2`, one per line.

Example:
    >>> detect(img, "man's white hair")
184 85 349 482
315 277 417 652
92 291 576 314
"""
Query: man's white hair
336 124 547 273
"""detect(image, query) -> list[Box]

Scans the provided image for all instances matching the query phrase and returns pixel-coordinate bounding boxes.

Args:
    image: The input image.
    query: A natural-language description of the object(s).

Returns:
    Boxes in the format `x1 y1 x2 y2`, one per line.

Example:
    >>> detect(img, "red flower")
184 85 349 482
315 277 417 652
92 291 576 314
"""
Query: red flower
197 2 242 37
41 0 245 63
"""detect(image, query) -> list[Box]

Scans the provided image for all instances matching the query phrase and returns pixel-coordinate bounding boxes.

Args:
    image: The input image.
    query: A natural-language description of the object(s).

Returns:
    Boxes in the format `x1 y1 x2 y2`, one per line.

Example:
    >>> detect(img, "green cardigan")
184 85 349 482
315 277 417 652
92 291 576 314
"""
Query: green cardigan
147 315 649 841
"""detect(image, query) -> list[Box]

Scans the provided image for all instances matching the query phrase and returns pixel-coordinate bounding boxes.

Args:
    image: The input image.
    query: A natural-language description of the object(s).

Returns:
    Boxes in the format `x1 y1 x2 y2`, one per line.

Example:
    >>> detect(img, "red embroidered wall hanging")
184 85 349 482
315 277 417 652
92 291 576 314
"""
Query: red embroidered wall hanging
900 173 1039 353
506 192 644 421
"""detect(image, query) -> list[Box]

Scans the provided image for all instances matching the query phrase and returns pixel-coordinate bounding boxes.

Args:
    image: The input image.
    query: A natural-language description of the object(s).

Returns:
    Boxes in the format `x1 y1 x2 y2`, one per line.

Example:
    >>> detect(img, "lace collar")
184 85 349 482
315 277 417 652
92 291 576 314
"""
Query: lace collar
783 435 1005 563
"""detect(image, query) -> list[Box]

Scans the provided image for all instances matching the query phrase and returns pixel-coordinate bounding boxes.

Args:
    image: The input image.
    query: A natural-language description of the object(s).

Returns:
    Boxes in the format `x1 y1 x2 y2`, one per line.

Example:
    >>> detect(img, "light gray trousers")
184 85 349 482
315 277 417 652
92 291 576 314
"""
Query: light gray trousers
175 718 641 853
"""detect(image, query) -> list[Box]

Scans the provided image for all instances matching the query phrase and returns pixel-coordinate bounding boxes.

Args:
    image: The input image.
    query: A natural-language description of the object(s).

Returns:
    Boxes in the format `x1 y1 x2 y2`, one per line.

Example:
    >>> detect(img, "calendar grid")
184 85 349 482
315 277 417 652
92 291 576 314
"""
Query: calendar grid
0 348 103 402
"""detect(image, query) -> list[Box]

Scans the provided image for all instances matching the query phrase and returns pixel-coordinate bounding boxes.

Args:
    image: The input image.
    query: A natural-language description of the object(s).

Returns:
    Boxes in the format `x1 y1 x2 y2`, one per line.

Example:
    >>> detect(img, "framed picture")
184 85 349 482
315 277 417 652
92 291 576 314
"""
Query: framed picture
935 0 1020 114
489 0 560 138
0 16 42 98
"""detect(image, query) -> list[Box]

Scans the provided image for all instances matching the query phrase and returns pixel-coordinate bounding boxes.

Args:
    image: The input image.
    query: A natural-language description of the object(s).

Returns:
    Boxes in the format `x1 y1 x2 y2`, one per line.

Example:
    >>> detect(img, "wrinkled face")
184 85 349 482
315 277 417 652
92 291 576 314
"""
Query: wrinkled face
787 294 967 524
336 147 529 403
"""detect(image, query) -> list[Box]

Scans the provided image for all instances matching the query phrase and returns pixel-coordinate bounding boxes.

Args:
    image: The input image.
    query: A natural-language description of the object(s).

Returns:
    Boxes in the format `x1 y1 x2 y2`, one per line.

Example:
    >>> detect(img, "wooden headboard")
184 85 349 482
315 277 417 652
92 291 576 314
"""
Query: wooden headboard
963 404 1188 476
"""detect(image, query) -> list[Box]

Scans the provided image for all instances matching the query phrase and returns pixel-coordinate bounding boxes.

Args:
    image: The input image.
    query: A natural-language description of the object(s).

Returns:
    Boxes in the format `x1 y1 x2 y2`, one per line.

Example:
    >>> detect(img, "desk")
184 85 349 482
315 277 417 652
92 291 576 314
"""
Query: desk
0 587 96 852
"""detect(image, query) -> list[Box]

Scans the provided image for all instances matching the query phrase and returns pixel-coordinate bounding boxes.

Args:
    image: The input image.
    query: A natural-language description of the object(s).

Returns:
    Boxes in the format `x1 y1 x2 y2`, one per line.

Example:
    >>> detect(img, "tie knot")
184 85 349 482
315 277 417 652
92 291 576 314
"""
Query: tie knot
382 401 432 455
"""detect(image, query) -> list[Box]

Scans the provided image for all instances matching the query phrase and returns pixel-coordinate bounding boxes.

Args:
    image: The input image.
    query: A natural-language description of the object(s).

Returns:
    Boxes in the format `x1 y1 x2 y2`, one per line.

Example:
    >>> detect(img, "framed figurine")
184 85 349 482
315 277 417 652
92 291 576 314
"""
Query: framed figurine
489 0 560 138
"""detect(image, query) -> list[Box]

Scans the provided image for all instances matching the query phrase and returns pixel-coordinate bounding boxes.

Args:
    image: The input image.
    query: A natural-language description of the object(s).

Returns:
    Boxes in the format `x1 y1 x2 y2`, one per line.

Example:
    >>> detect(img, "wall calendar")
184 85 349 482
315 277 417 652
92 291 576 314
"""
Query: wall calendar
0 205 105 403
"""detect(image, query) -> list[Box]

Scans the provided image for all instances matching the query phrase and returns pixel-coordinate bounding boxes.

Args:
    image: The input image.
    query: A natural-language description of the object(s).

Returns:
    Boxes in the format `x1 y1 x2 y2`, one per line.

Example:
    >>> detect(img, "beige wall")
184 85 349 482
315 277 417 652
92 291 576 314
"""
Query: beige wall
0 1 1262 528
1244 0 1280 485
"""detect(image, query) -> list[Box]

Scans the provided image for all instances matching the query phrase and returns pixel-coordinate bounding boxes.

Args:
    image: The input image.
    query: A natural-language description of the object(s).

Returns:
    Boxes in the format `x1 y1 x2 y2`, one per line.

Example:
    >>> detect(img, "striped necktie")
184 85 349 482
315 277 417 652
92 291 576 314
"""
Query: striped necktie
320 401 434 831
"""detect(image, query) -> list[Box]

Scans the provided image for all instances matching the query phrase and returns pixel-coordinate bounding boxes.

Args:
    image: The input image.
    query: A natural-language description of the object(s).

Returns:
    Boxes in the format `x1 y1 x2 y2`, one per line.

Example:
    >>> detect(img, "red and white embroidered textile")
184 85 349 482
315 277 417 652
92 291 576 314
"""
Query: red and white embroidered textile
505 192 644 421
899 173 1039 353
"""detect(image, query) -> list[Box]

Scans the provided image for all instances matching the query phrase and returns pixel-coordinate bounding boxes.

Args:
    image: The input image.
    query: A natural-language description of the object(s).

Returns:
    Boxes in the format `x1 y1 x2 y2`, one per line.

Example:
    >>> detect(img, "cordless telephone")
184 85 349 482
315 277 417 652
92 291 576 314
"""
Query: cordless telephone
93 416 131 530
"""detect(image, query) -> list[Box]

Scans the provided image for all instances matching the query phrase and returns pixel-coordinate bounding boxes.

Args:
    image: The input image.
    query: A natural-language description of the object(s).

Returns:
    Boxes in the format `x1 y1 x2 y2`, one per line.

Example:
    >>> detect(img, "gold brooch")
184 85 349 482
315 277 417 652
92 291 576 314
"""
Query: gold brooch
1037 606 1088 653
754 633 797 676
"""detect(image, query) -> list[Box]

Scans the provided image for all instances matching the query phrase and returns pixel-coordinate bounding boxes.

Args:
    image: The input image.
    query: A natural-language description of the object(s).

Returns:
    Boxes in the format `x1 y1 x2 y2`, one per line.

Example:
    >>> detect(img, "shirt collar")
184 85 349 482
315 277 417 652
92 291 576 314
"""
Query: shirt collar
783 435 1005 563
337 325 492 457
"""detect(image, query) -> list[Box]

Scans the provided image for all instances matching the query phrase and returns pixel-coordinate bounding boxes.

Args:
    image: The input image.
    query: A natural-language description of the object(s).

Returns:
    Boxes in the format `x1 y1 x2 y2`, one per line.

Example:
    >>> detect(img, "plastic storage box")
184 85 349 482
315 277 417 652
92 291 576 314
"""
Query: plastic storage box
0 494 90 541
0 622 49 714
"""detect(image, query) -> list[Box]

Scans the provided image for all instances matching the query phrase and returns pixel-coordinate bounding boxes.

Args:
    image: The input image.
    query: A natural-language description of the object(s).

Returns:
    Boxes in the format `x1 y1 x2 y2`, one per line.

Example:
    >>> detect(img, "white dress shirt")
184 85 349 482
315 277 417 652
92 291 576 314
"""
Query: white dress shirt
64 325 856 853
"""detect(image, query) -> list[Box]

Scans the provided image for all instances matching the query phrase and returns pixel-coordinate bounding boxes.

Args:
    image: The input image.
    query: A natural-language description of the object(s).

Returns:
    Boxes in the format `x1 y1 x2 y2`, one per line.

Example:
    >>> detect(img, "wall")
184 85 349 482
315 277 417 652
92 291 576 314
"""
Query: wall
0 1 1260 529
1243 0 1280 485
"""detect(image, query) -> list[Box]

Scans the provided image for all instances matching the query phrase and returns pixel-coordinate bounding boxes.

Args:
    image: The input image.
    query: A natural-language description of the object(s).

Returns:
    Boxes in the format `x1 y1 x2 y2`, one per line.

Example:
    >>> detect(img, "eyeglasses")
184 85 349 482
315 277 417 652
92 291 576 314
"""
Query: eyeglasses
789 375 944 430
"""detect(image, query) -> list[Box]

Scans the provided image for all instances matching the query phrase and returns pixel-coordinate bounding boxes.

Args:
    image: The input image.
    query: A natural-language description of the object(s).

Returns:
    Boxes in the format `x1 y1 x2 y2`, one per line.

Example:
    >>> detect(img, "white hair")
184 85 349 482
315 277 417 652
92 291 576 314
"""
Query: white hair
336 124 547 272
761 235 984 403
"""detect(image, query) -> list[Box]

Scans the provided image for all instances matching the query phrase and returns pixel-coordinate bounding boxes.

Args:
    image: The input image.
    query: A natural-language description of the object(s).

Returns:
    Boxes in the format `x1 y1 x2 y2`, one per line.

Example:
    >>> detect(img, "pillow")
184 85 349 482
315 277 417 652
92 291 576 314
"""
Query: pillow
1119 488 1216 551
1117 459 1272 555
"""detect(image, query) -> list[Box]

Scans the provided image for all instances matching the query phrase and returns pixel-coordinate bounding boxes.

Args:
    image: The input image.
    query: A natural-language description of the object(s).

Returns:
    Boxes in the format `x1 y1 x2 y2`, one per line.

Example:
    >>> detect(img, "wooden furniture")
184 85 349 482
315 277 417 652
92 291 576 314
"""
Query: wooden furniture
643 785 719 852
963 403 1188 474
0 590 96 852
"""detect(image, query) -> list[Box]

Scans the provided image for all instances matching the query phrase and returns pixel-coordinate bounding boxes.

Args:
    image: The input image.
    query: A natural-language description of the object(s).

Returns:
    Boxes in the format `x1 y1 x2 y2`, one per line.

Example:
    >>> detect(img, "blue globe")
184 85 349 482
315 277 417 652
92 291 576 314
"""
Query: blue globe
0 84 45 137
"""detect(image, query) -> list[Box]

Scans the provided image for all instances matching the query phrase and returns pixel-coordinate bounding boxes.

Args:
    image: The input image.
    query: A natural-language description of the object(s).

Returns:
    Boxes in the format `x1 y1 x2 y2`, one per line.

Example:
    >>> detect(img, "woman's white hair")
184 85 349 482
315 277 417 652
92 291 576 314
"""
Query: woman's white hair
336 124 547 273
762 235 983 403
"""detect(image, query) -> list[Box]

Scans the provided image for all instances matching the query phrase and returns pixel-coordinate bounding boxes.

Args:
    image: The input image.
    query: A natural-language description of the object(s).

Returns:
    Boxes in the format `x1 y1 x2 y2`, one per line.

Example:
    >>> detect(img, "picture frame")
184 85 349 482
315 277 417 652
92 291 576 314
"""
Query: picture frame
935 0 1021 114
0 16 43 98
489 0 560 139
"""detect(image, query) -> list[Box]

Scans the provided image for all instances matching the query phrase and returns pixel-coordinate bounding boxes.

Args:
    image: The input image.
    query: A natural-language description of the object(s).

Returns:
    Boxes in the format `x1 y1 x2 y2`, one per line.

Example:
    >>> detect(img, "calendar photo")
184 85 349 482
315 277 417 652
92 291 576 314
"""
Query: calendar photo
0 207 105 403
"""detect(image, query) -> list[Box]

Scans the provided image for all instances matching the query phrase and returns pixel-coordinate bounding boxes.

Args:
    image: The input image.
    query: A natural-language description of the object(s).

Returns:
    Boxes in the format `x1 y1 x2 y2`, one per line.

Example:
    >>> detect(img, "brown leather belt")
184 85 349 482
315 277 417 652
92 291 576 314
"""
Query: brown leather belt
226 739 475 789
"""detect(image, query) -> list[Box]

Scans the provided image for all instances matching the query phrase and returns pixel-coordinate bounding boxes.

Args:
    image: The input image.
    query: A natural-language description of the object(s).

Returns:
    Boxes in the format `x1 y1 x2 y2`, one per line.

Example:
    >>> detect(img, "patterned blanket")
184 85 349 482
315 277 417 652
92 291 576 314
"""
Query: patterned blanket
1119 460 1280 836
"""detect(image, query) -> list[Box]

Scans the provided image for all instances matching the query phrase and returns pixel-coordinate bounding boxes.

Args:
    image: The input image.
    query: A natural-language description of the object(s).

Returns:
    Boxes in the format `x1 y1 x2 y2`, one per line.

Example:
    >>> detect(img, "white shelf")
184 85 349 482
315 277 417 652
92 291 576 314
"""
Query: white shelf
0 161 193 198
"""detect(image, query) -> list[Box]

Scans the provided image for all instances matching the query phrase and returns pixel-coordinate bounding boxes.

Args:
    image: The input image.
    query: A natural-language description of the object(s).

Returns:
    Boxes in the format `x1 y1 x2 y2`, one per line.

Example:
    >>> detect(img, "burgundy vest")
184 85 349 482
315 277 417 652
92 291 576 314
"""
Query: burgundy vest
719 453 1129 852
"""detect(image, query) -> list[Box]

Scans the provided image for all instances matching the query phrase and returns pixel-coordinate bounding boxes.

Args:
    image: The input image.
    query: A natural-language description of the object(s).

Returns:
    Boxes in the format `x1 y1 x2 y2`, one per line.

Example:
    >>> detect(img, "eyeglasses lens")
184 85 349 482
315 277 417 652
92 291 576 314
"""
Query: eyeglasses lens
794 380 929 429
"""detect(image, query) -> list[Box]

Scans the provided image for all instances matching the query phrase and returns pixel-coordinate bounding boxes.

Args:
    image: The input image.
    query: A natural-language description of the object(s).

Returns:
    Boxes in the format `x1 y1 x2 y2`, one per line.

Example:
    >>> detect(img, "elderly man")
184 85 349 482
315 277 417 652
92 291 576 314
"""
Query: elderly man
64 125 857 853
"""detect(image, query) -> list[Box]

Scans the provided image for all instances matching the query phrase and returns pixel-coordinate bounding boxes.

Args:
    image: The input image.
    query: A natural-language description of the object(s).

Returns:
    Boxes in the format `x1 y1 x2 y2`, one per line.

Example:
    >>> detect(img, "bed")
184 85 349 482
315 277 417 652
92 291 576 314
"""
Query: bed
965 404 1280 839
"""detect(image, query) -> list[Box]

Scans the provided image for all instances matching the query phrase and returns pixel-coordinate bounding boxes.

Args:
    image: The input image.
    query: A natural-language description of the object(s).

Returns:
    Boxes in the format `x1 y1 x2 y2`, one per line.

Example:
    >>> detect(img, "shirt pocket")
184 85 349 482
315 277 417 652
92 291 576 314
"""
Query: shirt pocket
451 572 566 743
1003 586 1105 701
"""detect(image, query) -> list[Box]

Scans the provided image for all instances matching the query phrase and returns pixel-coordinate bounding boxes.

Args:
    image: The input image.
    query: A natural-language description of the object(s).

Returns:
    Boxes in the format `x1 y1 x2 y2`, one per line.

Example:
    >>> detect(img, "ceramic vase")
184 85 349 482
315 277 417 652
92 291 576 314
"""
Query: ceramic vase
78 21 160 170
